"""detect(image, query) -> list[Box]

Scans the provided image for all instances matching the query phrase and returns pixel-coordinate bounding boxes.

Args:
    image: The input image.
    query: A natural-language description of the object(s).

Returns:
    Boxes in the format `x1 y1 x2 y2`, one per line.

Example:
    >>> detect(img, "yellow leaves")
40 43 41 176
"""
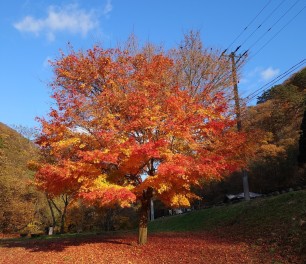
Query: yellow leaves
160 148 173 160
94 174 132 190
52 136 90 153
259 144 286 158
77 176 86 183
156 183 170 194
79 143 86 149
118 135 128 144
80 174 136 208
108 80 116 87
93 174 108 186
121 147 132 157
170 194 190 207
27 160 41 171
259 132 274 145
55 137 81 148
169 192 200 208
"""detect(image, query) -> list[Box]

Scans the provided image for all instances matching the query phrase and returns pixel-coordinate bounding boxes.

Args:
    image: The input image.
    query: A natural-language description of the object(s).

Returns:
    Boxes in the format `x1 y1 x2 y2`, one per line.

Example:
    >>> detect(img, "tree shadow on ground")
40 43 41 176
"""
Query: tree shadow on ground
0 234 133 253
0 231 304 263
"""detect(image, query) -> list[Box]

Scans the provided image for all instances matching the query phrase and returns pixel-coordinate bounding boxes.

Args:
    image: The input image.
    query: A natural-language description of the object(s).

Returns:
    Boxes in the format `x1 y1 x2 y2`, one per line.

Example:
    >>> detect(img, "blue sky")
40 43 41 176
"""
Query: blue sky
0 0 305 128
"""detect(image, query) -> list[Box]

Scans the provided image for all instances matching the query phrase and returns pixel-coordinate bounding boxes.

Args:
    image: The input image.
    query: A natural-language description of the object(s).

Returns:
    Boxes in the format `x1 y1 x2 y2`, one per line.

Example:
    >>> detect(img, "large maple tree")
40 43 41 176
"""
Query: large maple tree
35 45 247 244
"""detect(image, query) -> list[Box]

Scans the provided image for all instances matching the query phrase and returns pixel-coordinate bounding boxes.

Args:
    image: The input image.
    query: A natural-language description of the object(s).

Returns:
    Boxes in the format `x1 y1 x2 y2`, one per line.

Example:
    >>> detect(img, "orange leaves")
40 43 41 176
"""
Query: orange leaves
35 163 74 196
78 149 118 165
80 187 136 207
35 44 248 210
79 175 136 207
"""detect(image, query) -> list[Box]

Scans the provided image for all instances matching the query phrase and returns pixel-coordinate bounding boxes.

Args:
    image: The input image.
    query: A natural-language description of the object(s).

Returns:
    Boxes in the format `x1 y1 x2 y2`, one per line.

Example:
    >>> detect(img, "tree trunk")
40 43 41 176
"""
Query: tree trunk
138 187 153 245
60 211 66 234
46 196 56 229
104 208 114 231
60 195 69 234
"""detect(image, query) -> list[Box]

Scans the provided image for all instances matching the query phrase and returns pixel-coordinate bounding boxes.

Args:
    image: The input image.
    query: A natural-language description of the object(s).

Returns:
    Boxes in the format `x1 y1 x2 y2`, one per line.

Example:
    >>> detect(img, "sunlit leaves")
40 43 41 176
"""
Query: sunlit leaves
35 44 248 210
79 175 136 208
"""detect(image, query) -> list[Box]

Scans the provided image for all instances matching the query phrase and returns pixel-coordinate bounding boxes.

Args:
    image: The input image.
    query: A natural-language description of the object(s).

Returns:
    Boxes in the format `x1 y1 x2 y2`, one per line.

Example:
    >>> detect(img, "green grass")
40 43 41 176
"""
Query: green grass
2 190 305 248
149 189 306 259
149 190 306 234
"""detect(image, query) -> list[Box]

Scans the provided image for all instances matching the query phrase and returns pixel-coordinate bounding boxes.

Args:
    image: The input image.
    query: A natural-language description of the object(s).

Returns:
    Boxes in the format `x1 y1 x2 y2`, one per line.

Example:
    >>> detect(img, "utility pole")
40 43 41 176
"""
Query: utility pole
150 198 154 221
229 52 251 201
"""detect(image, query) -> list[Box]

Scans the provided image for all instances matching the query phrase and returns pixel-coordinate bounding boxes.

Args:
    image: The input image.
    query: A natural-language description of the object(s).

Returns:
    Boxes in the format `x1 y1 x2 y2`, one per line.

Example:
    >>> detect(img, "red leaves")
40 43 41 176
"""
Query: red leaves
0 232 298 264
35 163 77 196
79 187 136 207
34 45 249 211
78 150 118 165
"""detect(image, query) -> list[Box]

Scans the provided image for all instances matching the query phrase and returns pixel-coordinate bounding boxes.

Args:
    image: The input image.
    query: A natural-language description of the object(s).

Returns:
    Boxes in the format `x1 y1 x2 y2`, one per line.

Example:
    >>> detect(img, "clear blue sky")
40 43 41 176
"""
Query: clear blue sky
0 0 305 128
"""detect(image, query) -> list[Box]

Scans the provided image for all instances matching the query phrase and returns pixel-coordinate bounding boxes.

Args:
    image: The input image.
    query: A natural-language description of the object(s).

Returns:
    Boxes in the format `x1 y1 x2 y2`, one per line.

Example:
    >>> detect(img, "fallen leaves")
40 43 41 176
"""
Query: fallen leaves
0 231 303 264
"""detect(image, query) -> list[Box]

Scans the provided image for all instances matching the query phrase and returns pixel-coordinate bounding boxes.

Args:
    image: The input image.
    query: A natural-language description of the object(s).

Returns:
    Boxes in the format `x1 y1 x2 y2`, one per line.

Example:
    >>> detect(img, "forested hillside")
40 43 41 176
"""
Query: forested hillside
0 123 137 235
0 122 45 233
246 67 306 192
200 67 306 202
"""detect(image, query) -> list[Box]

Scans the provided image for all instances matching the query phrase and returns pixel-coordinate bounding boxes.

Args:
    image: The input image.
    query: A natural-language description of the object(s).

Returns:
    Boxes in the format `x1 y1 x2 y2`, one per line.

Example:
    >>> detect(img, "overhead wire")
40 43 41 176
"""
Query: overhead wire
233 1 305 104
245 59 306 103
244 0 301 52
216 1 305 107
237 0 287 51
246 59 305 99
223 0 273 54
249 5 306 60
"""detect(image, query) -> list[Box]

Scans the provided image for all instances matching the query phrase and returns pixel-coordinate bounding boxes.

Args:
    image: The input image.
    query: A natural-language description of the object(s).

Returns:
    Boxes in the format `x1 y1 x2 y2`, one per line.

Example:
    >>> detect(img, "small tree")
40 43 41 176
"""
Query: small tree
35 44 247 244
32 161 78 233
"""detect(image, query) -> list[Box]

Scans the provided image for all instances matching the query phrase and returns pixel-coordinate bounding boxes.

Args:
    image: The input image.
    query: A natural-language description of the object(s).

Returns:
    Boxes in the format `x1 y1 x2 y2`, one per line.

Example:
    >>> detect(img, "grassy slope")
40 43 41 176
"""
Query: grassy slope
149 190 306 258
150 190 306 233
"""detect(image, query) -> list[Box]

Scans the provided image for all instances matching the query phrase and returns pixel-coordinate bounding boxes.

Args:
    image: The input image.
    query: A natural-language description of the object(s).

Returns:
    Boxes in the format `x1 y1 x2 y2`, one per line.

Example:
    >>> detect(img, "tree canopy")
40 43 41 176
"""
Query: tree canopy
34 42 248 244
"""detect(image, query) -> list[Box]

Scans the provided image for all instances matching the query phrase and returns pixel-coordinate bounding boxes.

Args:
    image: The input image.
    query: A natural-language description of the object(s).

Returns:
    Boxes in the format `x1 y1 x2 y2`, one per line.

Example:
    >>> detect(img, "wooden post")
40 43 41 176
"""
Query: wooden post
150 199 154 221
230 52 250 201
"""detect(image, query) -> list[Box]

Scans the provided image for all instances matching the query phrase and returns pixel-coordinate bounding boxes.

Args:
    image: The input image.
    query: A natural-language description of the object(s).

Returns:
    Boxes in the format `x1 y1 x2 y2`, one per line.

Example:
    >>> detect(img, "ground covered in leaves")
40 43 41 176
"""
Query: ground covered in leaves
0 231 304 264
1 191 305 263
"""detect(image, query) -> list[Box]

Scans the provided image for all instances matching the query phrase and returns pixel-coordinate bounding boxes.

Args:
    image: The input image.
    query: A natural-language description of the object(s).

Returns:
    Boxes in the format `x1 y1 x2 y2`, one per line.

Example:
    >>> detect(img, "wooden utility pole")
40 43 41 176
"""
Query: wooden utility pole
150 198 154 221
230 52 242 131
229 52 250 201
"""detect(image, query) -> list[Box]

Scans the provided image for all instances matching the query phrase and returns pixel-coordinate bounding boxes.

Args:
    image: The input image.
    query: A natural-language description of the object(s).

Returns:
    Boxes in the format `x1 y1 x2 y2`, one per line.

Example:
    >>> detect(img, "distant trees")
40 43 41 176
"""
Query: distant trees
243 67 306 192
195 67 306 201
0 123 45 234
10 124 37 141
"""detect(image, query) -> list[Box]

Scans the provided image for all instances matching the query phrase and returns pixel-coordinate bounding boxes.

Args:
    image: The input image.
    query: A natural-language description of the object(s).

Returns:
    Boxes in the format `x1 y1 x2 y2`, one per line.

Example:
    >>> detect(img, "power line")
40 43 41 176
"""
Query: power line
249 5 306 60
237 0 287 51
222 0 303 64
246 59 305 99
245 59 306 103
224 0 273 53
245 0 301 52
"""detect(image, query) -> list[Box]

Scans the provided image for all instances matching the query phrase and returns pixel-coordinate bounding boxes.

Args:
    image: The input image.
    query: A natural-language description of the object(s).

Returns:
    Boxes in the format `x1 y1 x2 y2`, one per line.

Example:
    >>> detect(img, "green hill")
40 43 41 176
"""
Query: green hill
149 190 306 257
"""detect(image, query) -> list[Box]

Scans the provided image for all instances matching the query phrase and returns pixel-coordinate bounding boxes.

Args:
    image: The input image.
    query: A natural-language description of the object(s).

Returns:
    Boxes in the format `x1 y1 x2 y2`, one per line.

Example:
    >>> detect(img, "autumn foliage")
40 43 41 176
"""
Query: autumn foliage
34 44 248 244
